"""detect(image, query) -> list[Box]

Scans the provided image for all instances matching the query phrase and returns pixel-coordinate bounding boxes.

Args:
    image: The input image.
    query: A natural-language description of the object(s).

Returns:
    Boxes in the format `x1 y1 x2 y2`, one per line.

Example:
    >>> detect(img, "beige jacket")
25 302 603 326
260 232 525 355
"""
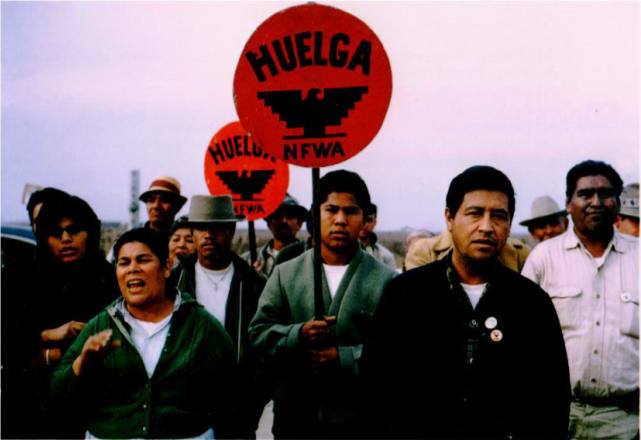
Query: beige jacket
404 230 530 272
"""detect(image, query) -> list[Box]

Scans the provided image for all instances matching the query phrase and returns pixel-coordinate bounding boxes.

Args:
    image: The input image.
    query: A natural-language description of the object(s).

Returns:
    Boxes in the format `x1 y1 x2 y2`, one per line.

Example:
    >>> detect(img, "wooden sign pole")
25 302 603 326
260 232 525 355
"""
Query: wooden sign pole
248 220 258 266
312 167 324 320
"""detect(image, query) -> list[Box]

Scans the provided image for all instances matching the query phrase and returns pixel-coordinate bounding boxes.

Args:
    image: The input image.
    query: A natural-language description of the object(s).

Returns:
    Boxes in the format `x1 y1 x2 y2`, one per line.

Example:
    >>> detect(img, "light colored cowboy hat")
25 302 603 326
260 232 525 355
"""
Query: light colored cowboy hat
187 195 245 223
138 175 188 208
620 183 639 219
519 196 567 226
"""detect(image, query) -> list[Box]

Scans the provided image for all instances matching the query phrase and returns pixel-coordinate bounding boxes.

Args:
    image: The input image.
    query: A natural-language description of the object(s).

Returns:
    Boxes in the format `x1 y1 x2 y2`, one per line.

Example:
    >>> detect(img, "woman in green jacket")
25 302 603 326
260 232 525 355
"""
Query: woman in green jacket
52 228 240 439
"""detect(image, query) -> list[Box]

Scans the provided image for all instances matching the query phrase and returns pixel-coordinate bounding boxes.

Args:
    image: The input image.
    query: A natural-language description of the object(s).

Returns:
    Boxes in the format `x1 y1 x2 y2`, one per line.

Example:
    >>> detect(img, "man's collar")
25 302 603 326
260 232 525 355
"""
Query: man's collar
264 239 277 257
564 227 625 254
444 250 502 289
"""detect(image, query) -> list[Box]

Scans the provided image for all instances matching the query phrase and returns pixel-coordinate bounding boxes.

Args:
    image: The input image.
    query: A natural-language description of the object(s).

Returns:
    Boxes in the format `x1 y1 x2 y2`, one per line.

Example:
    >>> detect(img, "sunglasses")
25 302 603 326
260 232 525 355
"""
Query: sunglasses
48 224 84 238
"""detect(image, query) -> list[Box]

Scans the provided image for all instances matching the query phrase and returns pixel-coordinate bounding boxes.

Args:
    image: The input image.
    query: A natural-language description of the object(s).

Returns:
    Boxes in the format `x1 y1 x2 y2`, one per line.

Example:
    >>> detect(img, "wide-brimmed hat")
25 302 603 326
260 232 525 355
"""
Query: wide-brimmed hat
265 193 309 222
187 195 245 223
620 183 639 218
519 196 567 226
139 175 187 208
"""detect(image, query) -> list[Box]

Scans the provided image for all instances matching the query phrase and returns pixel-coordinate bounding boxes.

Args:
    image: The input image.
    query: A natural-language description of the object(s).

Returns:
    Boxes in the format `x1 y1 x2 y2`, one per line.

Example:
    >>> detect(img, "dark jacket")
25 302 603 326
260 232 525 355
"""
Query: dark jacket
169 253 268 436
363 255 571 439
51 292 239 439
273 238 312 266
1 253 118 439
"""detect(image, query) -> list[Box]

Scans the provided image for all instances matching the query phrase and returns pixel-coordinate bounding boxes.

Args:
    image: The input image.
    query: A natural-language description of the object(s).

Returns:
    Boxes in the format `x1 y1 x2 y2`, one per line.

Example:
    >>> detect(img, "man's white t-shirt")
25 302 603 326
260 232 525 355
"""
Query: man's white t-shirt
460 282 487 309
195 261 234 325
323 264 349 299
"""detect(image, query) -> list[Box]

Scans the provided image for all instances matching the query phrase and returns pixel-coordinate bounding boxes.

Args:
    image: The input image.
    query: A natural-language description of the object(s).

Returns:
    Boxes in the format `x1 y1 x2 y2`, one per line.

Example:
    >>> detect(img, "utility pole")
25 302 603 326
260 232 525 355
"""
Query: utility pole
129 170 140 227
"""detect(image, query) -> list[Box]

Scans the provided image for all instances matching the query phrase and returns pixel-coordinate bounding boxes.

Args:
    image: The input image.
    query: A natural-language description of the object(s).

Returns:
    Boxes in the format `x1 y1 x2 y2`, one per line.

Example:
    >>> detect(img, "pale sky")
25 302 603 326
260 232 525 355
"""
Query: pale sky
2 1 639 233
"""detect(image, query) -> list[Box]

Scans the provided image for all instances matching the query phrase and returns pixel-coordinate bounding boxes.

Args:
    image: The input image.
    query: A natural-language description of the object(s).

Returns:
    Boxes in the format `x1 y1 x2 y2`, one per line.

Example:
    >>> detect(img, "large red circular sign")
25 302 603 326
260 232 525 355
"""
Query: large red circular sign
204 121 289 221
234 3 392 168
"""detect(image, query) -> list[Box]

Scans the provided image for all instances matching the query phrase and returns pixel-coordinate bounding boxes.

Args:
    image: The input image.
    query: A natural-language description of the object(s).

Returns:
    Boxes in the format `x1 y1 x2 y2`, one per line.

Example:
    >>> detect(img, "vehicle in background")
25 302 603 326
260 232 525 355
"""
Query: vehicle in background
1 225 36 270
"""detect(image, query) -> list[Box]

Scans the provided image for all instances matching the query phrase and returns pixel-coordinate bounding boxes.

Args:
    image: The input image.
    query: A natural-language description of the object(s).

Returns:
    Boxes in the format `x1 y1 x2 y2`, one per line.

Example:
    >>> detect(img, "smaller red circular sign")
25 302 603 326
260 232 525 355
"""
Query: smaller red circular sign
204 121 289 221
234 3 393 168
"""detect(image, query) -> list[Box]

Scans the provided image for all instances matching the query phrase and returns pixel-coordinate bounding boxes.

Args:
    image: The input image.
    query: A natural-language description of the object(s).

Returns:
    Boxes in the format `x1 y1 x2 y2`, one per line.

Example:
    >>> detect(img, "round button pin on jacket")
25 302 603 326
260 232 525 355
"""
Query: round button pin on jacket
485 317 498 329
490 329 503 342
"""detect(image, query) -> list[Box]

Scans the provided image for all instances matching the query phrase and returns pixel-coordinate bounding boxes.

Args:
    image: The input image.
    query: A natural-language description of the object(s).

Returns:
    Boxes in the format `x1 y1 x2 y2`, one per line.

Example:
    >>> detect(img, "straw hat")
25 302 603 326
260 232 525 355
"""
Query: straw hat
138 175 187 208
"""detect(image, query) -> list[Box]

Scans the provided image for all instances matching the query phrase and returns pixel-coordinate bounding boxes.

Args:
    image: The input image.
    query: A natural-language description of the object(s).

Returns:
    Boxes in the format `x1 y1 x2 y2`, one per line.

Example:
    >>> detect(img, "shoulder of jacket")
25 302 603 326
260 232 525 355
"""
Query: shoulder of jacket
507 237 526 249
279 248 312 271
361 251 397 278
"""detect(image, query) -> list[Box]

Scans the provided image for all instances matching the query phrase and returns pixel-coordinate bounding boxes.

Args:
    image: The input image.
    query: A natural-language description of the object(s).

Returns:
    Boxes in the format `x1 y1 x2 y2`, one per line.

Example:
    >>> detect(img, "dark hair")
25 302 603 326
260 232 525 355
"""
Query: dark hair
27 187 70 223
565 160 623 200
35 196 102 261
169 216 190 236
318 170 371 210
113 228 169 267
365 203 378 217
446 166 516 219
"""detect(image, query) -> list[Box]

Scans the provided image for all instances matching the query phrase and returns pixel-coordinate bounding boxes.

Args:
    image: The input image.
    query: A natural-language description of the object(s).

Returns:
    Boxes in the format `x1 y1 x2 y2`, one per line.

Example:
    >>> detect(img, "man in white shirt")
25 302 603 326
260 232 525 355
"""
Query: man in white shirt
170 194 268 439
522 160 639 440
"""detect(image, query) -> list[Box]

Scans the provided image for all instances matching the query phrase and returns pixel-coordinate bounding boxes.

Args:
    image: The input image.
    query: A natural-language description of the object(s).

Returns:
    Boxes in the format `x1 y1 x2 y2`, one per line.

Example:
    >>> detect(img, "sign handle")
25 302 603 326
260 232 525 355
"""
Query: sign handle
312 167 324 320
248 220 258 266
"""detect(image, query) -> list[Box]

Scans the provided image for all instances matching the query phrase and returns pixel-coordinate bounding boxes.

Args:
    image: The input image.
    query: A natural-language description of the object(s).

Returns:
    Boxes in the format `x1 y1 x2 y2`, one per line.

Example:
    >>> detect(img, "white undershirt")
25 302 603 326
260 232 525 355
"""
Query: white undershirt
323 264 348 299
121 295 180 378
195 261 234 325
460 282 487 309
590 238 614 268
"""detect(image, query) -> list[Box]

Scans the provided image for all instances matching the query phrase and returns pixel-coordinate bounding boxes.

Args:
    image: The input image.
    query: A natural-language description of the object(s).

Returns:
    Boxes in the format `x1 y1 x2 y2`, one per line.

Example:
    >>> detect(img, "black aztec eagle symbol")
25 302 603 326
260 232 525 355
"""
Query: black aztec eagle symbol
215 170 275 201
257 86 368 139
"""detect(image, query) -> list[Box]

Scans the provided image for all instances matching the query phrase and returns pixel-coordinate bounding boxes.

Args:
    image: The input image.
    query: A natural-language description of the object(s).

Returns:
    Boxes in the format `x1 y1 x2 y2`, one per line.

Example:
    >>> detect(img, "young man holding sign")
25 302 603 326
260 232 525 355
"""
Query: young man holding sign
249 170 396 438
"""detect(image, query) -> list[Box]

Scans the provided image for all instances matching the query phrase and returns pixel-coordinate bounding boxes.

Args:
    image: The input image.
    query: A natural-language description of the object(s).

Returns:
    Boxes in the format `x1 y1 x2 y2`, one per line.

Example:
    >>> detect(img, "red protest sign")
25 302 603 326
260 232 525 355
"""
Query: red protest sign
204 121 289 220
233 3 392 168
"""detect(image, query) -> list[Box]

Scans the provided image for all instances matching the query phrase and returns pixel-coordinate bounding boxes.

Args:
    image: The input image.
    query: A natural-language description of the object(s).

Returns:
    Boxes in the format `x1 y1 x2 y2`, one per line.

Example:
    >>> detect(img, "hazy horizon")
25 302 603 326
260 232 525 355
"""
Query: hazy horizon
3 1 638 235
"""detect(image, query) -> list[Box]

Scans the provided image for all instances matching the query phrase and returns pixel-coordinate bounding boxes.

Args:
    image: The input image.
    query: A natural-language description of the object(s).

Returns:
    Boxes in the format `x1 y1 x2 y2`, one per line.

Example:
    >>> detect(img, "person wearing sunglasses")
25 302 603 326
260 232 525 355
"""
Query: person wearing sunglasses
2 195 118 438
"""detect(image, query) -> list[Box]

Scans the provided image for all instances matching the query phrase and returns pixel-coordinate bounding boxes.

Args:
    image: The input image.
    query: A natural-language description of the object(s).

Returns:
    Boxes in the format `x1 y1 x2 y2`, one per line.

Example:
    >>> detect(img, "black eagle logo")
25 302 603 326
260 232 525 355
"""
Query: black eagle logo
215 170 275 201
257 86 368 139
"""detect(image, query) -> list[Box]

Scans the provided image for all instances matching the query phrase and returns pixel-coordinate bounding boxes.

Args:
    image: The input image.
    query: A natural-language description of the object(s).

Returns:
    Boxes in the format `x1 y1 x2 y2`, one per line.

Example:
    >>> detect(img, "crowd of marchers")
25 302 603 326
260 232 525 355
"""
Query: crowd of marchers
1 160 638 440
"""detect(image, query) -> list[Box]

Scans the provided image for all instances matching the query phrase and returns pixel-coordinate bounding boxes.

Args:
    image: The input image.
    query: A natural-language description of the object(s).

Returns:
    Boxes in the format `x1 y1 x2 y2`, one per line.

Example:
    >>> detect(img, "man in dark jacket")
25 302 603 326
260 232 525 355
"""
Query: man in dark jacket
169 194 267 438
364 166 571 439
